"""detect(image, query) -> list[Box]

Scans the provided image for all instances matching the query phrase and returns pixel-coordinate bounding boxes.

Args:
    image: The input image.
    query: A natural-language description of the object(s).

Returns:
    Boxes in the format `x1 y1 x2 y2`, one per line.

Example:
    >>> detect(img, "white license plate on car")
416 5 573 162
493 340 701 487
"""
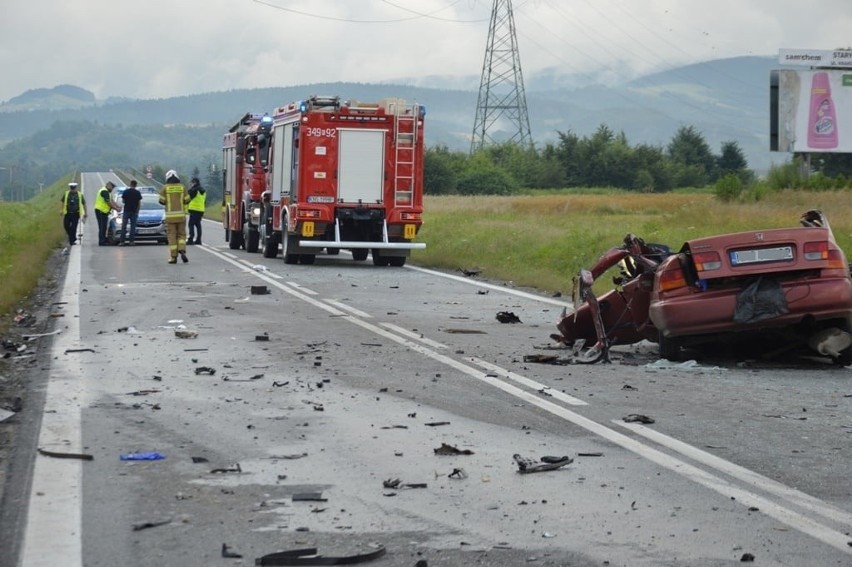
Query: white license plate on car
137 227 158 235
730 246 793 265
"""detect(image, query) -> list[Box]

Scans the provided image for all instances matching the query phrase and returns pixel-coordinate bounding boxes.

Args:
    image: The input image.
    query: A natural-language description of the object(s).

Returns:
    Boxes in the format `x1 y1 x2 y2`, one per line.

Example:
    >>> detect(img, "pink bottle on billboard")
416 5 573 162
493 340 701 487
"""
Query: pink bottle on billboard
808 72 838 149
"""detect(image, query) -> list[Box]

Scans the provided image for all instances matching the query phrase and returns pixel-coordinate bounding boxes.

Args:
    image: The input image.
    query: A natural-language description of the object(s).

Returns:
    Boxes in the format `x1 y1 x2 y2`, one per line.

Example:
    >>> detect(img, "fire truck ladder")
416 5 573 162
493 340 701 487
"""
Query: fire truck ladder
391 101 417 207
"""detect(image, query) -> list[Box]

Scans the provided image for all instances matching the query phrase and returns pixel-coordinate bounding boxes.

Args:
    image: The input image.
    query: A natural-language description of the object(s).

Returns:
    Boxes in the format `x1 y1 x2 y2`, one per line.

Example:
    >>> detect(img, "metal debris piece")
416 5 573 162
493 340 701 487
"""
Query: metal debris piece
292 492 327 502
175 329 198 339
251 285 271 295
425 421 450 427
496 311 522 324
222 543 243 558
623 414 655 424
211 463 242 474
443 328 487 334
523 353 571 365
255 545 386 566
459 267 481 277
434 443 473 456
448 468 468 479
577 452 604 457
513 454 573 474
256 333 270 341
64 348 95 354
38 448 94 461
194 367 216 375
132 518 172 531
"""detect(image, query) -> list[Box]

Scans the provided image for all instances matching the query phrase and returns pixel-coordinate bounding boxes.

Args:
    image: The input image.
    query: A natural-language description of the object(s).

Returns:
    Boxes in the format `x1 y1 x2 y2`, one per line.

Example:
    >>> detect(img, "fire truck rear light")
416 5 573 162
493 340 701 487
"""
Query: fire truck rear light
658 268 687 292
400 212 421 221
299 210 321 219
693 251 722 272
803 241 828 260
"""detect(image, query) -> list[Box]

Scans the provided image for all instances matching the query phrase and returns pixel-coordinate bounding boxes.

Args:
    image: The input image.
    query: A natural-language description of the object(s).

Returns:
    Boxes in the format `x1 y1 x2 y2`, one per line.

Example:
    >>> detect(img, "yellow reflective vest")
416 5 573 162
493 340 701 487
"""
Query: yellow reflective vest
187 189 206 212
94 187 111 214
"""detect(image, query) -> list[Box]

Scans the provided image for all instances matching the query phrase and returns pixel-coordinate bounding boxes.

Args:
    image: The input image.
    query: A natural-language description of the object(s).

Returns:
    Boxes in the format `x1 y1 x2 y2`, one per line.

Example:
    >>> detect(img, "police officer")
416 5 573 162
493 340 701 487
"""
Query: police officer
186 177 206 245
60 182 87 245
159 170 190 263
94 181 121 245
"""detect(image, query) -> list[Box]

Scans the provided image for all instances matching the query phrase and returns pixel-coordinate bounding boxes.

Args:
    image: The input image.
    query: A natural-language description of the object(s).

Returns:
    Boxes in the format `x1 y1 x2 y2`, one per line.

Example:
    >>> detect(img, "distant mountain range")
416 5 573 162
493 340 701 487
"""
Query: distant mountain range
0 55 784 172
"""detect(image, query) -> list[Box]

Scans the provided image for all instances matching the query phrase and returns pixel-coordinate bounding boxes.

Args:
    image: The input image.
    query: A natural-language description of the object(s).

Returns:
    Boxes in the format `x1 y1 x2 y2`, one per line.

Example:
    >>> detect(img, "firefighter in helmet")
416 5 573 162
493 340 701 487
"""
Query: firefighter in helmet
159 170 190 264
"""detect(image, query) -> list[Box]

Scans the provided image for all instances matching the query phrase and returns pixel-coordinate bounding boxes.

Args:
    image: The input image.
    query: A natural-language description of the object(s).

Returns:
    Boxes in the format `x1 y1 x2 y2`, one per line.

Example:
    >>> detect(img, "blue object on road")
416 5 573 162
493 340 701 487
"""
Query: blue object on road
120 452 166 461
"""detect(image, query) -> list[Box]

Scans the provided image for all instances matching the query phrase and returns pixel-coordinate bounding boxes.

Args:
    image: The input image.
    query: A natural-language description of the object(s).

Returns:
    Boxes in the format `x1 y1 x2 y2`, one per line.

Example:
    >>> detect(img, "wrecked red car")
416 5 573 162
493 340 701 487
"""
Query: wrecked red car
555 210 852 365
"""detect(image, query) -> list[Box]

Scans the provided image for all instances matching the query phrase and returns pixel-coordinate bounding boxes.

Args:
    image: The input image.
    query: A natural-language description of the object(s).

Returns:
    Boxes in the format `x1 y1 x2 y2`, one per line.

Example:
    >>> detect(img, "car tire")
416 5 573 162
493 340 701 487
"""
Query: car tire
658 332 682 361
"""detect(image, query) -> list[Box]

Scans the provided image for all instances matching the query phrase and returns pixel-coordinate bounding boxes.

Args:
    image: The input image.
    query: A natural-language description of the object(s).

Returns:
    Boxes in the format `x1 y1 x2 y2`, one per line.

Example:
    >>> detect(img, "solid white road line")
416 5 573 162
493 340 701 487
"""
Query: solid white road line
21 245 85 567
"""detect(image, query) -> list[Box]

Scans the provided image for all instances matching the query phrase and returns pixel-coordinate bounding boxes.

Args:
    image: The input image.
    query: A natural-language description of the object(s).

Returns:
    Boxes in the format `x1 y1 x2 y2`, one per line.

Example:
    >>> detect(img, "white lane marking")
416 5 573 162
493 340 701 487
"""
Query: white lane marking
405 264 573 308
22 245 84 567
380 323 448 349
323 299 373 319
199 245 852 554
287 282 318 295
615 420 852 526
468 357 588 406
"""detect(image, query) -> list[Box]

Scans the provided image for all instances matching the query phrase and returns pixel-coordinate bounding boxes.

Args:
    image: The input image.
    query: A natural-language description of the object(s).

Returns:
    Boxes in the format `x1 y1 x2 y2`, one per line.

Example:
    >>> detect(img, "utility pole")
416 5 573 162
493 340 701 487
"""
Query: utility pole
470 0 532 154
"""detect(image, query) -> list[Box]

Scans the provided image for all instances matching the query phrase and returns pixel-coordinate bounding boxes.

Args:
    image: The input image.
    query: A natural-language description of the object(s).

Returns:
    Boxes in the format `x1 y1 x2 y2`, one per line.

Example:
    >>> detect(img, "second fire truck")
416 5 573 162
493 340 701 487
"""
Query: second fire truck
227 95 426 266
222 112 273 252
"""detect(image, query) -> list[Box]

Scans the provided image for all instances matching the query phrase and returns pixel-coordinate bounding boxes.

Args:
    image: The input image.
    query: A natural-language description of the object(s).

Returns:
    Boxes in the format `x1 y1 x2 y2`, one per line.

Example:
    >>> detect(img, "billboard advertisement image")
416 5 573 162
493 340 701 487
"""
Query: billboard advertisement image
777 69 852 153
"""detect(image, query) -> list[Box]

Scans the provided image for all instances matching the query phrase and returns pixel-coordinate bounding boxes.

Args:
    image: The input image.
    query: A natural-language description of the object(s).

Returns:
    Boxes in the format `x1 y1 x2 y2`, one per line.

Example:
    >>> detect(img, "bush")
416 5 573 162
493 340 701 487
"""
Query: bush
714 173 744 202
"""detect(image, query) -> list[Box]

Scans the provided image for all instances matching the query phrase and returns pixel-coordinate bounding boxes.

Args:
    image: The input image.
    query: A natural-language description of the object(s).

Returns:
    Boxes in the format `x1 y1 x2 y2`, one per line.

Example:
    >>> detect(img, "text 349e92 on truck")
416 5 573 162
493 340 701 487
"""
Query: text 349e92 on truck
222 96 426 266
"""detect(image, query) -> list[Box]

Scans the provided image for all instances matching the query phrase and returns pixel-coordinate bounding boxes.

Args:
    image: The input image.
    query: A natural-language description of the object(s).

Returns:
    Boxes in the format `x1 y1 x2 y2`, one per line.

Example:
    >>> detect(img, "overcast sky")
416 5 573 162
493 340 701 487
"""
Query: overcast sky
2 0 850 102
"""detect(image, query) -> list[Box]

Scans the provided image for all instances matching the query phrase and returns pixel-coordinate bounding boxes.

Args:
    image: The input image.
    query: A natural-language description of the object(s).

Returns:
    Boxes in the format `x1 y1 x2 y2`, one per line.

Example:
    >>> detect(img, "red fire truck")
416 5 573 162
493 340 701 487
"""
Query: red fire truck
257 95 426 266
222 112 273 252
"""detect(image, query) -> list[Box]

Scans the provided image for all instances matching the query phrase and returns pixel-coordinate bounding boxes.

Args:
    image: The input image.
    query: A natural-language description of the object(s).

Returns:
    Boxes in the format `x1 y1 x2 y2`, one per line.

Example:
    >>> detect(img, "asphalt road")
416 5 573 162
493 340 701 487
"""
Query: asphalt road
5 184 852 566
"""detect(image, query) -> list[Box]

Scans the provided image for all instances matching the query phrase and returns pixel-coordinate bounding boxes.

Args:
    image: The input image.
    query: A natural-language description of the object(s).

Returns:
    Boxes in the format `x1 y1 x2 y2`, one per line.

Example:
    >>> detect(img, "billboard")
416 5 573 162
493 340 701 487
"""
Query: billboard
773 69 852 153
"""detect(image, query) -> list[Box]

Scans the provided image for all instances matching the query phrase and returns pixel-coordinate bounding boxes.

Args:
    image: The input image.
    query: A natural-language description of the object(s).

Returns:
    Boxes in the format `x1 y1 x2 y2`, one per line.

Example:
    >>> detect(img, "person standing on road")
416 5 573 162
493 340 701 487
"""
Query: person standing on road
60 182 87 245
187 177 206 245
94 181 121 246
119 179 143 246
159 170 190 264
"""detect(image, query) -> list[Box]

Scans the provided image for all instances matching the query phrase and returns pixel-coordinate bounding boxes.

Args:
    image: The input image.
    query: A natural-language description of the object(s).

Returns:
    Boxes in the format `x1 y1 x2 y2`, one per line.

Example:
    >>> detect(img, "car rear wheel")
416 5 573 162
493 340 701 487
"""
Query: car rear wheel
658 332 682 361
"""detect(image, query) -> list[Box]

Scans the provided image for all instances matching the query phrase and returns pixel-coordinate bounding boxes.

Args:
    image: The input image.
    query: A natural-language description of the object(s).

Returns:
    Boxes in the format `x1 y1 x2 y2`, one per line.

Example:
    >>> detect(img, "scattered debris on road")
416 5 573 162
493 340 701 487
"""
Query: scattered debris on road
132 518 172 531
194 366 216 375
221 543 243 558
623 414 655 424
255 544 386 566
513 454 573 474
496 311 522 324
38 448 94 461
120 451 166 461
434 443 473 456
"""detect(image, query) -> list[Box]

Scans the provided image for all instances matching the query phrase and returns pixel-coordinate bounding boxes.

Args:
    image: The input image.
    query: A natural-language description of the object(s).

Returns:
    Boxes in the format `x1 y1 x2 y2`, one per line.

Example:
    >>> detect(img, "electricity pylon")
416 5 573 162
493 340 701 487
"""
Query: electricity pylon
470 0 532 154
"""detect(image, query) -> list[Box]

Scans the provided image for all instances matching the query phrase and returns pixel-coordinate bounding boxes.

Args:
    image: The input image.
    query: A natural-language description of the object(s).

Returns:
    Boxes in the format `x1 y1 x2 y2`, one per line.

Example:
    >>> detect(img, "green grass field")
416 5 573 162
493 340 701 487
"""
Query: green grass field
2 186 851 332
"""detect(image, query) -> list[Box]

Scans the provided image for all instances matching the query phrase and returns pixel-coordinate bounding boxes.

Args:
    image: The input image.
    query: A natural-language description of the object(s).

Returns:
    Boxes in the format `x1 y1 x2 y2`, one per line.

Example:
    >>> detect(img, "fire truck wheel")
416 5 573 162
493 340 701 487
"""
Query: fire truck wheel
372 249 391 266
300 254 316 265
262 232 279 259
245 226 260 253
388 256 406 267
352 249 368 262
326 247 340 256
229 229 243 250
283 233 299 264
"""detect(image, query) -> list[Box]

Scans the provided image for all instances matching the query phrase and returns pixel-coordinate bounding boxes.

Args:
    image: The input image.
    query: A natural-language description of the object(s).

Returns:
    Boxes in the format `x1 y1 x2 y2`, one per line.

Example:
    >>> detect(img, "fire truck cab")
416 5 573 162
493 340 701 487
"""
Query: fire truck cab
222 112 273 252
260 95 426 266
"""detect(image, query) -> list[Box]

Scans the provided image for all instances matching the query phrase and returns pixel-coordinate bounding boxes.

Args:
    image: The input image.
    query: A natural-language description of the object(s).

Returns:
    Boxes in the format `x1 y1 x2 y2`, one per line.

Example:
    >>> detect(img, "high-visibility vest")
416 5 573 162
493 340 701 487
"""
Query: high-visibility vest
94 188 111 214
160 184 188 219
188 189 206 212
